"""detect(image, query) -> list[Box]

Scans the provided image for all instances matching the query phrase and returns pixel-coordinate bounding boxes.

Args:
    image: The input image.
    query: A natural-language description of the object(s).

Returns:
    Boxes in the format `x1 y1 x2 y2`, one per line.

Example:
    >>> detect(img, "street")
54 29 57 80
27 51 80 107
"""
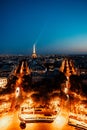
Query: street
0 110 75 130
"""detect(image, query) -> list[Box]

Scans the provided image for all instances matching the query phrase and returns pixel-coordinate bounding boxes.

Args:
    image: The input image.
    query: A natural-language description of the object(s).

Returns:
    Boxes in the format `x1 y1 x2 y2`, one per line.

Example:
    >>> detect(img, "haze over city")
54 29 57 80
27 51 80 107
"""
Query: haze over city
1 0 87 54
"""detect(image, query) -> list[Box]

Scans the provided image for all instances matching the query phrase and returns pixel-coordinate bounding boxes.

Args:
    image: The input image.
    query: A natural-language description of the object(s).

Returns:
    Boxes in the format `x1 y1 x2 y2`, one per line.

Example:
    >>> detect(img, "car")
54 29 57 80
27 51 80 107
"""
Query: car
18 106 57 129
68 115 87 130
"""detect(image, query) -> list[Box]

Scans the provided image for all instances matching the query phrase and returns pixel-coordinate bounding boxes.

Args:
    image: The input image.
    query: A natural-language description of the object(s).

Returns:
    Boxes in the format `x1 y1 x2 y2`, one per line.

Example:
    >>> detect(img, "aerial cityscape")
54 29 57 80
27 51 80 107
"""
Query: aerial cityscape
0 0 87 130
0 45 87 130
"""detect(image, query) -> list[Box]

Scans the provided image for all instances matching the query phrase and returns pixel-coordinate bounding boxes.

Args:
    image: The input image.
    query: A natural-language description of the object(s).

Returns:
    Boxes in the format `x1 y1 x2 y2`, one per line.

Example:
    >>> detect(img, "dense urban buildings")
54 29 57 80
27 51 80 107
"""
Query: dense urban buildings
1 0 87 129
0 51 87 129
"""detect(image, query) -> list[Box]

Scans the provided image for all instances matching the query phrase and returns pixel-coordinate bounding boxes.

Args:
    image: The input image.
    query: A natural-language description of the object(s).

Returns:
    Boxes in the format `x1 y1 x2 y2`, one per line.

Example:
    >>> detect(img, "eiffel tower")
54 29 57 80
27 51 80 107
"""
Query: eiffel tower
32 44 37 59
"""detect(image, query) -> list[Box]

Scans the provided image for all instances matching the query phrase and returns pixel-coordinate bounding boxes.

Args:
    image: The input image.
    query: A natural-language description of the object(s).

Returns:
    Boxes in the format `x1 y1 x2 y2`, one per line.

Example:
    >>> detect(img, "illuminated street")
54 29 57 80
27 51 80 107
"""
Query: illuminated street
0 57 87 130
0 110 75 130
1 0 87 129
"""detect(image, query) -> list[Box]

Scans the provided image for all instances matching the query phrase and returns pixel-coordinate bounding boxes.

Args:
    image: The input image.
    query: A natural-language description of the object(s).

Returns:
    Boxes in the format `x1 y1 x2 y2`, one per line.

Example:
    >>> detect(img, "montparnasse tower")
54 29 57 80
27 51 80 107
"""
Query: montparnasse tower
32 44 37 59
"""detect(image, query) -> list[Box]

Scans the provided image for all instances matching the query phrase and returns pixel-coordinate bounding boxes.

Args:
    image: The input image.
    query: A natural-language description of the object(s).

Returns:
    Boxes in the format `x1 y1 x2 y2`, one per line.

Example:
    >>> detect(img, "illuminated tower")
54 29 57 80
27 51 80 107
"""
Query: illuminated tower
32 44 37 59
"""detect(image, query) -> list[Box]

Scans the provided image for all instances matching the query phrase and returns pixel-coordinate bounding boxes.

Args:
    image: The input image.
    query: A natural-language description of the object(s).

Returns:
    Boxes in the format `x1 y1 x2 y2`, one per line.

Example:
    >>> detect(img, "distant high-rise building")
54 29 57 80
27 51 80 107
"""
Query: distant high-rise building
32 44 37 59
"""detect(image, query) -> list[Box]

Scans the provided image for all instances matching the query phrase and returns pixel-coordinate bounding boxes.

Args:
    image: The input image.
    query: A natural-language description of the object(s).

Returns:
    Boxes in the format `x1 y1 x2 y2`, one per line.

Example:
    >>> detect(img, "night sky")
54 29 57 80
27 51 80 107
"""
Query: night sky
0 0 87 55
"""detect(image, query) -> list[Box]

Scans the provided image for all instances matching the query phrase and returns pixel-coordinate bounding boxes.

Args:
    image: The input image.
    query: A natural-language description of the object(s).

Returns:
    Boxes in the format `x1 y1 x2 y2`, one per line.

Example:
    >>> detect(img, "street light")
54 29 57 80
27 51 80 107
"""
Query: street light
15 87 20 98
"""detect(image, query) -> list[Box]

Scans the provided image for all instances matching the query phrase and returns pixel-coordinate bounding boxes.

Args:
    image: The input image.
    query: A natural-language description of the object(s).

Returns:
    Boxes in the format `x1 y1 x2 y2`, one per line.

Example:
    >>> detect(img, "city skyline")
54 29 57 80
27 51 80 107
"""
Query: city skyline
1 0 87 54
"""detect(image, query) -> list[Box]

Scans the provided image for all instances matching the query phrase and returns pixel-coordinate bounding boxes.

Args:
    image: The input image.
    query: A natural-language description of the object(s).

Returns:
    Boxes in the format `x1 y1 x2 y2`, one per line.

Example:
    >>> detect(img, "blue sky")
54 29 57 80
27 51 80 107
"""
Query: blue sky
0 0 87 54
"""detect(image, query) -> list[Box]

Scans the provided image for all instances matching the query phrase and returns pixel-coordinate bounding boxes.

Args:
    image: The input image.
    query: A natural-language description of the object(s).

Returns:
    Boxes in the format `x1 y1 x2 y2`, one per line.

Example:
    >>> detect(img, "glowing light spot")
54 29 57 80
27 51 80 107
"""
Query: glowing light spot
0 115 13 130
15 87 20 98
53 115 67 129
